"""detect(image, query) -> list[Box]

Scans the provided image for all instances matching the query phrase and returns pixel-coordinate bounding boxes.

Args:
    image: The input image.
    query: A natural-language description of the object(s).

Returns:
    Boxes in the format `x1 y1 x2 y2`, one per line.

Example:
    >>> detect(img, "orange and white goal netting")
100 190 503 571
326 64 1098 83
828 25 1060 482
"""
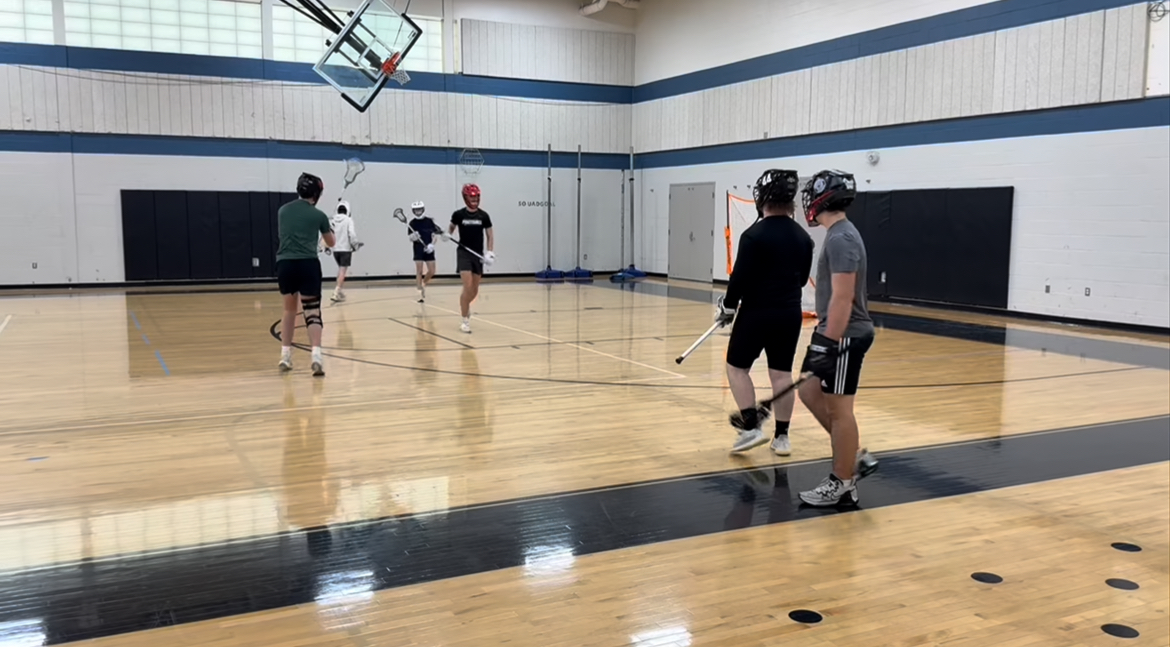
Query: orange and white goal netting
726 192 817 318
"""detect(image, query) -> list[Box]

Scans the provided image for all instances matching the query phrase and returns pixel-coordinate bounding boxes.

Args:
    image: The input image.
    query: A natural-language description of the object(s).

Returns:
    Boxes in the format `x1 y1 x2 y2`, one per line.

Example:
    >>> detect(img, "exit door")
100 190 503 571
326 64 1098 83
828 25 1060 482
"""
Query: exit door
668 183 715 283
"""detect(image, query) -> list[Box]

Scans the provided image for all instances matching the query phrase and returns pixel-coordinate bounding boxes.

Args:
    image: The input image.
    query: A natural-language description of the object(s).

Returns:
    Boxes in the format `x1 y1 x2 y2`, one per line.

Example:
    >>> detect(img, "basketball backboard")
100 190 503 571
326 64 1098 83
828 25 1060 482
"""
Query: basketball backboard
310 0 421 112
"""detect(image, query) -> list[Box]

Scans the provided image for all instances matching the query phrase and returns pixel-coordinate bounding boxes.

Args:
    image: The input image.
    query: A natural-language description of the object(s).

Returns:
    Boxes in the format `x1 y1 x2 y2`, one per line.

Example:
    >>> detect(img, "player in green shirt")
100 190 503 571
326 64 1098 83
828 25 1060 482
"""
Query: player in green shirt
276 172 335 376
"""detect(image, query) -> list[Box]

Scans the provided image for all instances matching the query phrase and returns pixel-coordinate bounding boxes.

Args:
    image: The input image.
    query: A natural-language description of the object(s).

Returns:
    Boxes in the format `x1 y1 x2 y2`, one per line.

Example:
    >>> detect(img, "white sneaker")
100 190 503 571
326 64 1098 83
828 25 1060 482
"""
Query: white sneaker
731 428 768 453
799 474 858 507
278 353 293 372
460 318 471 333
770 435 791 456
417 288 425 303
310 350 325 376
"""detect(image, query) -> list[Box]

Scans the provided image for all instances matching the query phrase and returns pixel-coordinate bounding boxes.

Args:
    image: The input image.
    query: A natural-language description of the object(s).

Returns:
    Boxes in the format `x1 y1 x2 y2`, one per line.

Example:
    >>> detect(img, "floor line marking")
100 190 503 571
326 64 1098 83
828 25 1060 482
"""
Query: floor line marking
428 304 687 379
2 376 671 436
0 315 11 337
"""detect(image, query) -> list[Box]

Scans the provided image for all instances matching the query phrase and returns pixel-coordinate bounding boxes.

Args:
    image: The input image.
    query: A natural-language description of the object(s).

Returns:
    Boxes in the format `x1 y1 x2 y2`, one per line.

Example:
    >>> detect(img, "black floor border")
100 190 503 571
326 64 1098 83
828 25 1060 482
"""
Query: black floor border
1 416 1166 645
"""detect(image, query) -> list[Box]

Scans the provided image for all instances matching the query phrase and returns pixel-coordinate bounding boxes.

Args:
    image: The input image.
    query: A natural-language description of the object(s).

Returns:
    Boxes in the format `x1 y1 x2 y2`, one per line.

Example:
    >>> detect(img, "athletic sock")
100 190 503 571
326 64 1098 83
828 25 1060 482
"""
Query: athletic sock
774 420 790 439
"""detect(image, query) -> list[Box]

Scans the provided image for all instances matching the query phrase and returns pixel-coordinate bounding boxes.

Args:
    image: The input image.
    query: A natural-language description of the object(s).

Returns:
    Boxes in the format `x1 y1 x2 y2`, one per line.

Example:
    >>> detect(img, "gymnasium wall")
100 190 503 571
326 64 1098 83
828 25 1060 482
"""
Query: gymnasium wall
0 0 635 285
637 126 1170 329
631 0 1170 328
0 150 626 284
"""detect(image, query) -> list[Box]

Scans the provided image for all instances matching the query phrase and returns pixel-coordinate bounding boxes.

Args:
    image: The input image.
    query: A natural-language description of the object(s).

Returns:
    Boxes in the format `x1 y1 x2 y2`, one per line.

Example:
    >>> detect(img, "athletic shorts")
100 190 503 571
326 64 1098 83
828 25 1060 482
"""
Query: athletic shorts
333 251 352 268
413 251 436 262
456 248 483 276
801 332 874 396
276 258 323 297
725 306 804 372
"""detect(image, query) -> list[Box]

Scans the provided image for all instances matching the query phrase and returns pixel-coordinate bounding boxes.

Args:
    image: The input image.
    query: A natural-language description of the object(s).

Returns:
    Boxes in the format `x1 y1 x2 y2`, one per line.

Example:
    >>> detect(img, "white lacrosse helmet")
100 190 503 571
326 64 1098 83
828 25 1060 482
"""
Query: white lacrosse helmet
336 199 351 215
411 200 425 216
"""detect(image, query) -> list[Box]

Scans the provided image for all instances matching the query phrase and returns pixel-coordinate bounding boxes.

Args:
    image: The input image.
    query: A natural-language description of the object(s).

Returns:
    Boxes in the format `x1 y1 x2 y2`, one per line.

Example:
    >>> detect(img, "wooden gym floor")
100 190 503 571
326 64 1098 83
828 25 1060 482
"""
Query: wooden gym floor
0 278 1166 646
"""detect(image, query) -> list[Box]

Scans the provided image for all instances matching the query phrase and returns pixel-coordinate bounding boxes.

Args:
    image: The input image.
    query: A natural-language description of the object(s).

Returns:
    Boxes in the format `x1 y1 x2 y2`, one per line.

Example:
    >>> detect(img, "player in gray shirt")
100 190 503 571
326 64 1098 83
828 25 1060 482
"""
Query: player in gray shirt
796 169 878 507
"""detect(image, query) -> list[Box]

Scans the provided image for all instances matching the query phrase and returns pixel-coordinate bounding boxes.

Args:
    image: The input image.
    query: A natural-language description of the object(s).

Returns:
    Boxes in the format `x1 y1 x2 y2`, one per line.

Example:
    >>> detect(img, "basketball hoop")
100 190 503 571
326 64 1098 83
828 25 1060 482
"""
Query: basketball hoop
381 52 412 85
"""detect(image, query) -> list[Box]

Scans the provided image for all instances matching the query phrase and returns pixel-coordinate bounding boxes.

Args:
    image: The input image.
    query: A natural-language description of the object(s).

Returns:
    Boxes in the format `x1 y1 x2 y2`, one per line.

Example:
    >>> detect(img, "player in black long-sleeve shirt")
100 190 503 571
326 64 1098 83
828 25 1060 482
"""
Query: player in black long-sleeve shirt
716 169 814 454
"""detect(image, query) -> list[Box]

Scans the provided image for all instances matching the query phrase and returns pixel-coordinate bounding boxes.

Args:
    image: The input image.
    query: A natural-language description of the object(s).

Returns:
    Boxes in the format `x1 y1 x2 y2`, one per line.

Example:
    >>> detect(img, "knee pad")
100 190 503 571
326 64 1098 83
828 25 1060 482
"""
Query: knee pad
302 296 323 328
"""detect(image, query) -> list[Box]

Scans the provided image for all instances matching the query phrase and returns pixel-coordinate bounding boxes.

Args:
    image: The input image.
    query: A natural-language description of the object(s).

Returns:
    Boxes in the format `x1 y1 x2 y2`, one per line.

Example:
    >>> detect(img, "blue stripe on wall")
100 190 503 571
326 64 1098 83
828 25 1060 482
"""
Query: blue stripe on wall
2 98 1165 171
0 43 634 104
1 131 632 170
637 97 1170 169
633 0 1142 102
0 0 1144 105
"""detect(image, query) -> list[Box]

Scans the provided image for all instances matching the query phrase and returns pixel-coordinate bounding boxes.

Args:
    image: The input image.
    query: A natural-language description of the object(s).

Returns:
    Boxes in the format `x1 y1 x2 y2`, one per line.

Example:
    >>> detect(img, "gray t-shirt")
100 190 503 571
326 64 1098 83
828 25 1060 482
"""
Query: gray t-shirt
814 219 874 338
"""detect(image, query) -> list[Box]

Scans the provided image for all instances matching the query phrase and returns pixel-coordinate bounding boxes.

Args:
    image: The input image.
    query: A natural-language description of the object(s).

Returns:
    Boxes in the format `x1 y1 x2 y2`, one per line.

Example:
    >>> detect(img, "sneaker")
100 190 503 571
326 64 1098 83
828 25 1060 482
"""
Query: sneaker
460 318 471 333
731 428 768 453
335 289 346 302
855 448 879 480
770 435 791 456
417 288 425 303
310 350 325 377
278 354 293 372
799 474 858 507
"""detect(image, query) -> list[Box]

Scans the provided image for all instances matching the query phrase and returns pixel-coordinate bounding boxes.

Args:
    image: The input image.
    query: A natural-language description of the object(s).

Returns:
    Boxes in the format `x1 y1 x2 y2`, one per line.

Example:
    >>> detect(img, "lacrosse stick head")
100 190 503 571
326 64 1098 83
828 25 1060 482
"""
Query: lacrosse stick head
392 207 407 223
342 157 366 189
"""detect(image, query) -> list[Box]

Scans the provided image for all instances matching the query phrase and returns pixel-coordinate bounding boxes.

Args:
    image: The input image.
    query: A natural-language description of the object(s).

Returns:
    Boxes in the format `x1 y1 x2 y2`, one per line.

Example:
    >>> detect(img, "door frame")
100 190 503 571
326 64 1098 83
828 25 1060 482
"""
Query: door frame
667 182 716 283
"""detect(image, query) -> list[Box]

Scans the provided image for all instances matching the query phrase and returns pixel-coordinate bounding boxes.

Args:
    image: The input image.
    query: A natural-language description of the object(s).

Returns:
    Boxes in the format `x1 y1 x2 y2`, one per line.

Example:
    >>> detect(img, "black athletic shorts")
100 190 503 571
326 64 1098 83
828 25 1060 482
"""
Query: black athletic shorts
333 252 352 268
725 306 804 372
801 331 874 396
276 258 323 297
412 242 435 262
457 248 483 276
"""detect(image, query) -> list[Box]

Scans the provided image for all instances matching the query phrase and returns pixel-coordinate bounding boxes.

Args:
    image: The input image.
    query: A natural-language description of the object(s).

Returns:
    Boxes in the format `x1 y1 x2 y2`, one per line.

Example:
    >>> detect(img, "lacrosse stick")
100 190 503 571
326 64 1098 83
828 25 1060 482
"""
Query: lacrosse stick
675 321 726 364
729 371 818 427
393 207 486 261
339 157 365 199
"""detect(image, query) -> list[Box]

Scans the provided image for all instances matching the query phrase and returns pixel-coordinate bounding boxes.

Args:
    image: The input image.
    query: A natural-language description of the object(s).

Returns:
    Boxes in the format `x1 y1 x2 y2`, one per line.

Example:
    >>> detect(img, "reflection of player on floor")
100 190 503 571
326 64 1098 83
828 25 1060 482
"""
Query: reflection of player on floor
408 200 439 303
796 169 879 506
277 172 334 376
448 184 496 333
330 200 358 302
719 169 813 456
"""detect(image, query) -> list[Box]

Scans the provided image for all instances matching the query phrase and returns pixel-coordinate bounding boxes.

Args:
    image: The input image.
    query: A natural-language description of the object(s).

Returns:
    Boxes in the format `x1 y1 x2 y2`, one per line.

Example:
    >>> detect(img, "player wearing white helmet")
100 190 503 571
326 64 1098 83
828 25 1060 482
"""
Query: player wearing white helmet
407 200 439 303
329 199 358 302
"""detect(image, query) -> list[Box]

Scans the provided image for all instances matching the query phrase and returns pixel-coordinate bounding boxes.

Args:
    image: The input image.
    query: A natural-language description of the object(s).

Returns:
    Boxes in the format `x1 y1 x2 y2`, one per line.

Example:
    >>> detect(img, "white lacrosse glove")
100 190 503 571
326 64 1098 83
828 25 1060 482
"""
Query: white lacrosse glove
715 295 736 326
424 243 435 254
484 251 496 266
408 232 421 242
352 241 364 251
439 231 452 242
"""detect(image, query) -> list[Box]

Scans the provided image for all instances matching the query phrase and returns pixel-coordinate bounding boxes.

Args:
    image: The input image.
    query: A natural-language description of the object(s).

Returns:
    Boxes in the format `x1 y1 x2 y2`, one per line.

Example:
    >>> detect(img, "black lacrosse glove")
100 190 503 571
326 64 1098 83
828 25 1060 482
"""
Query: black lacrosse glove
805 331 842 381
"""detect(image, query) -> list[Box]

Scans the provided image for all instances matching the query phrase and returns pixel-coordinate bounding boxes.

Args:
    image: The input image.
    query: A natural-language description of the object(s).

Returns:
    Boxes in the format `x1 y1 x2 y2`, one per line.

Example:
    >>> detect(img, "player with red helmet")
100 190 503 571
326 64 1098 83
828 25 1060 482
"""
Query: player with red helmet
448 183 495 333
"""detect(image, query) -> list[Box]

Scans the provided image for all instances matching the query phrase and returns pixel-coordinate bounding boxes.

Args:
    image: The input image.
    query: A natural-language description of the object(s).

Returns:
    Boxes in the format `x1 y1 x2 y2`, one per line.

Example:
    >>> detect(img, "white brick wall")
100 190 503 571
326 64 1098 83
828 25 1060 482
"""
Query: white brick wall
0 153 625 284
639 126 1170 328
633 0 1002 84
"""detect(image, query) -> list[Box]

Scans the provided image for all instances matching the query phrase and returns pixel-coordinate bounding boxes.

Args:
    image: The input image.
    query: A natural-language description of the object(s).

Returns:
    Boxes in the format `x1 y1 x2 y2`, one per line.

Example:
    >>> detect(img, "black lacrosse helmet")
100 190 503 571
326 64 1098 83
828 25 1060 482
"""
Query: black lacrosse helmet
752 169 800 213
297 172 324 200
801 169 856 226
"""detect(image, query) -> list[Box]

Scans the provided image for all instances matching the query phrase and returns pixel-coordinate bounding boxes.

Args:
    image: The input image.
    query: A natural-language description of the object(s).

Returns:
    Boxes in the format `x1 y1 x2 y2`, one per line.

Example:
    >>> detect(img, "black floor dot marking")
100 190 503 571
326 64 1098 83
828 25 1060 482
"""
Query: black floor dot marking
1101 624 1140 639
1106 579 1139 590
971 572 1003 584
1111 542 1142 552
788 610 823 624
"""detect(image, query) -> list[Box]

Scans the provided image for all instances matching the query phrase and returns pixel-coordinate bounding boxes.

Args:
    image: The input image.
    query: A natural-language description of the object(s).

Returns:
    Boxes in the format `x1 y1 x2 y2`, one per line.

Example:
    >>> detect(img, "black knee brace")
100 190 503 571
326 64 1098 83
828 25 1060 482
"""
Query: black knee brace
302 296 323 328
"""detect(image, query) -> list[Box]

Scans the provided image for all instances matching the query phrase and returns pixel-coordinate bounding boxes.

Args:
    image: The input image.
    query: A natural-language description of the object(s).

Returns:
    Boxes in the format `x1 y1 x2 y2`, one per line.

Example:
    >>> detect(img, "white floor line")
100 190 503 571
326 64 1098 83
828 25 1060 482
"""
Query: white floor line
429 304 688 379
0 315 11 337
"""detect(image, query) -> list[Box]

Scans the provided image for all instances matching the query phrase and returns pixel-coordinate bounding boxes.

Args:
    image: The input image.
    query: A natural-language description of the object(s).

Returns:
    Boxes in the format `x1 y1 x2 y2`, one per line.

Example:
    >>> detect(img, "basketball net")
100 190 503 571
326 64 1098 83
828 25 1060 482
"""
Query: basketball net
727 192 816 318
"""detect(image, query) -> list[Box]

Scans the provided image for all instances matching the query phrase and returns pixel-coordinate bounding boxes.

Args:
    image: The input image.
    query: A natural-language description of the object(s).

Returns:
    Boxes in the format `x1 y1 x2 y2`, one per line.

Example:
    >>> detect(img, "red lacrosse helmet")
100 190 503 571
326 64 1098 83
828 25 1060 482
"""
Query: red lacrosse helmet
462 183 481 209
